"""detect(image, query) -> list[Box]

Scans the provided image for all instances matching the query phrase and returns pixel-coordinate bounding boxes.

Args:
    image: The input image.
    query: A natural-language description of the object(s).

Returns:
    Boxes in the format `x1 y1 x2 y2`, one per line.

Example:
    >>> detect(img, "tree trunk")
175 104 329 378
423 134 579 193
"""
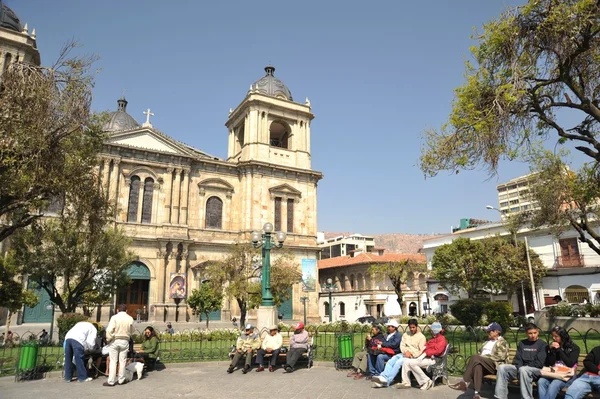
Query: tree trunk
395 289 404 315
237 298 247 328
205 312 209 330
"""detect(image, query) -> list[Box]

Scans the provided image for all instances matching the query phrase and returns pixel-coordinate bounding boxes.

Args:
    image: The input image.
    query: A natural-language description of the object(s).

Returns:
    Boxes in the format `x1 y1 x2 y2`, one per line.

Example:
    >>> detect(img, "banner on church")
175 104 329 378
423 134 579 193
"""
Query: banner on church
169 273 186 299
301 258 317 292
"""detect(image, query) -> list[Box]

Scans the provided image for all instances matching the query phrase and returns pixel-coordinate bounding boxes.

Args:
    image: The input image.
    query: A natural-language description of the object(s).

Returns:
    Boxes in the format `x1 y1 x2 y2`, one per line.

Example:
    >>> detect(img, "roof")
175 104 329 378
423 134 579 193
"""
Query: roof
251 65 293 101
318 253 426 270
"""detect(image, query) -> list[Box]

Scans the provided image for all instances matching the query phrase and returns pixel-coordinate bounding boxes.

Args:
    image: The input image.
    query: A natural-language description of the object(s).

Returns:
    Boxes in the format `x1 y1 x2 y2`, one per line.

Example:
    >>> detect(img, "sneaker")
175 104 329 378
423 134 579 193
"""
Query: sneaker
102 382 115 387
365 376 373 381
420 380 433 390
449 381 467 391
268 365 274 372
396 383 411 389
81 377 93 383
373 375 387 384
118 380 128 385
256 366 265 372
284 366 293 373
226 366 234 374
372 382 384 388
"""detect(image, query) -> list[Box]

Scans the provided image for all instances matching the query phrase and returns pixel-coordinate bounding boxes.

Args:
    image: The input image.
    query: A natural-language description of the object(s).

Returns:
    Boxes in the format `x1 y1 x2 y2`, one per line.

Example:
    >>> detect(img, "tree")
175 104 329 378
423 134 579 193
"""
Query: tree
0 252 38 312
369 259 426 315
0 42 103 242
11 176 135 314
431 236 545 299
419 0 600 254
187 284 223 329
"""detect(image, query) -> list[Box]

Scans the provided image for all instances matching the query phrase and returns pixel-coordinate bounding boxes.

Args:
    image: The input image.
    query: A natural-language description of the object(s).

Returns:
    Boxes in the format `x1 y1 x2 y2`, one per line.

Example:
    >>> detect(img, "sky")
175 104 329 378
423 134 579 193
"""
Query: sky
8 0 551 235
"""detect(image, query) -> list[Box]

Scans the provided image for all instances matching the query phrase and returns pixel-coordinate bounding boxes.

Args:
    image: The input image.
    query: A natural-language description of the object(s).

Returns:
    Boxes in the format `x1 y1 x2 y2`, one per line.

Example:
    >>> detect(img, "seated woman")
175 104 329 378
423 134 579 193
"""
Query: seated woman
347 325 385 379
538 326 580 399
135 326 160 369
449 322 509 399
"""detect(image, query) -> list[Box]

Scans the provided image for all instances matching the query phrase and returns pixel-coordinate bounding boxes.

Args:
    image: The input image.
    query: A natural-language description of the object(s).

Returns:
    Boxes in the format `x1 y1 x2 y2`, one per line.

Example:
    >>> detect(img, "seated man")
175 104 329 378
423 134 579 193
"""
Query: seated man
348 325 385 379
564 345 600 399
372 318 426 388
449 322 509 399
495 323 547 399
398 321 447 390
227 324 261 374
366 320 401 378
284 323 310 373
255 325 282 372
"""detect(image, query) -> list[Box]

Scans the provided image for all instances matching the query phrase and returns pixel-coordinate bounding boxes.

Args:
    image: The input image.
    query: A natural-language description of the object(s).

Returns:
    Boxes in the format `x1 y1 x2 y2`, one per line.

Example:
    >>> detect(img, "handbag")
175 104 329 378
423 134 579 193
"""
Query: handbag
540 365 575 381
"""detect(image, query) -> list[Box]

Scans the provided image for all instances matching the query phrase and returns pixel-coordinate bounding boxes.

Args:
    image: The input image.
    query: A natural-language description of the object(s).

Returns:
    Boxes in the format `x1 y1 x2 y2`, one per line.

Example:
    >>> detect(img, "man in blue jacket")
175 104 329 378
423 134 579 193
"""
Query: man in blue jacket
366 320 401 378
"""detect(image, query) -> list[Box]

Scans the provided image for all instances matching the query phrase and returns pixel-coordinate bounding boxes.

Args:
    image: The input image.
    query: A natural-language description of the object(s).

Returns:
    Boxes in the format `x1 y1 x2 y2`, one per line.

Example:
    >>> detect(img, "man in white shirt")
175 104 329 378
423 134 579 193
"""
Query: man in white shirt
255 325 282 372
64 321 97 382
104 304 135 387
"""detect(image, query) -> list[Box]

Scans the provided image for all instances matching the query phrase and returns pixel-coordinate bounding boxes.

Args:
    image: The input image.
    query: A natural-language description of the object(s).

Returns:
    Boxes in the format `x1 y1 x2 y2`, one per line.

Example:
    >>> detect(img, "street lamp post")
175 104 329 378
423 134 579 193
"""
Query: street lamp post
322 278 337 322
251 222 286 306
416 290 421 317
300 296 309 326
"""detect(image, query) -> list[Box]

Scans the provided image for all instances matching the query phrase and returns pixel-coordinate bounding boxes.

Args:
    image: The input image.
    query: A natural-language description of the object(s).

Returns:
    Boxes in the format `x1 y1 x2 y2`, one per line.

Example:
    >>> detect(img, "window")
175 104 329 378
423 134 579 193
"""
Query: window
274 197 282 231
205 196 223 229
320 247 331 260
269 121 290 149
324 302 330 317
127 176 141 222
331 244 341 258
287 199 294 233
140 177 154 224
339 301 346 317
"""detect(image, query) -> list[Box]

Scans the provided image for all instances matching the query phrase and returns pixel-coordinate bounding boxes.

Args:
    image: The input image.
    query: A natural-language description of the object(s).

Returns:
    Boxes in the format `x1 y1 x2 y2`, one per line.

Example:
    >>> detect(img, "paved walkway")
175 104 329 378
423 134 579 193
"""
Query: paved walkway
0 363 523 399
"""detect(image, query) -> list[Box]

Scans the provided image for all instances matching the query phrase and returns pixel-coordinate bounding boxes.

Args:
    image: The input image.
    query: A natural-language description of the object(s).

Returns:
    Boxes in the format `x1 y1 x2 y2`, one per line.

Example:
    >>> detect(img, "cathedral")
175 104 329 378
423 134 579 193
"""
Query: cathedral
1 2 323 325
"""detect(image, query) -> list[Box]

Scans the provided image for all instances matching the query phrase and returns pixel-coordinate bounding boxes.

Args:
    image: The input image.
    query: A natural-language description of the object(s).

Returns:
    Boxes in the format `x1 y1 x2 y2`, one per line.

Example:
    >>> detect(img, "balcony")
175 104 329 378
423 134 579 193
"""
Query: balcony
556 254 585 268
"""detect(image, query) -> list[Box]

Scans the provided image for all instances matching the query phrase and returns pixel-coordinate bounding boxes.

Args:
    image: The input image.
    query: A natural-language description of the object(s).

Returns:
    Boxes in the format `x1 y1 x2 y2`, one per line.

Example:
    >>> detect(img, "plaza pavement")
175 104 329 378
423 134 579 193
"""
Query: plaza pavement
0 362 523 399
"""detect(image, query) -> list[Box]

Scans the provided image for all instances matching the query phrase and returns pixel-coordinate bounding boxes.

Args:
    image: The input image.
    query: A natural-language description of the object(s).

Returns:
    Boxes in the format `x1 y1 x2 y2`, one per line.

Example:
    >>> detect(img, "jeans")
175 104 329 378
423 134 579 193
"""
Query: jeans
565 374 600 399
495 364 541 399
255 349 280 366
107 339 129 385
538 377 570 399
64 339 87 382
379 354 405 386
367 353 392 376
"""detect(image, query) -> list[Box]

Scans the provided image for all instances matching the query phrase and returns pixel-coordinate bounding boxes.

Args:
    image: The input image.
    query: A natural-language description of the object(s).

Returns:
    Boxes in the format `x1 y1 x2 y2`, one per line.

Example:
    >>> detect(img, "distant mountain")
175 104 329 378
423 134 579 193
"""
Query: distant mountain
323 232 443 254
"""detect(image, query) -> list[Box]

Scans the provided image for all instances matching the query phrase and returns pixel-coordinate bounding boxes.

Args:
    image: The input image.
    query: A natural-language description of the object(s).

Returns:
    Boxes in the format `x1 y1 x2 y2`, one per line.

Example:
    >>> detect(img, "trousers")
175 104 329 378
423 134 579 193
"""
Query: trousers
462 354 497 392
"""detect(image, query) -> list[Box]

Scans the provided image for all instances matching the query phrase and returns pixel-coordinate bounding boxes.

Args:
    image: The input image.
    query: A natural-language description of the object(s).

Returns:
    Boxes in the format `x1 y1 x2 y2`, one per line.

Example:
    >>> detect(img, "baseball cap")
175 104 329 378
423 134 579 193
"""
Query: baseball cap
430 322 443 334
269 325 279 331
385 320 400 328
485 322 502 333
295 322 305 330
245 324 254 330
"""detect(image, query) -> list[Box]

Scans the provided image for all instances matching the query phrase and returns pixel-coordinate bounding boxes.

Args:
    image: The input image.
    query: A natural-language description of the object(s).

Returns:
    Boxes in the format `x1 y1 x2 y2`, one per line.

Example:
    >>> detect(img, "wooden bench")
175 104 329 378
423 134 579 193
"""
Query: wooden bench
229 334 315 369
482 347 590 396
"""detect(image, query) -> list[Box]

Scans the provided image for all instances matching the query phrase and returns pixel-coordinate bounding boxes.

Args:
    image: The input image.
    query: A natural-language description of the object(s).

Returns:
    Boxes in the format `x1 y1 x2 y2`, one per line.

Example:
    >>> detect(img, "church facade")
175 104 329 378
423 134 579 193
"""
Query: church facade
98 66 323 324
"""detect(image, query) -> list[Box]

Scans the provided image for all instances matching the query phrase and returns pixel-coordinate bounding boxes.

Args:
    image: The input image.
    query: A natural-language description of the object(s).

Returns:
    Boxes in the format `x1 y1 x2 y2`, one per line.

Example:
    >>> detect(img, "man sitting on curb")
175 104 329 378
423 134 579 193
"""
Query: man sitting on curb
398 321 447 390
494 323 547 399
565 345 600 399
227 324 261 374
372 318 426 388
284 323 309 373
366 320 402 379
255 325 282 372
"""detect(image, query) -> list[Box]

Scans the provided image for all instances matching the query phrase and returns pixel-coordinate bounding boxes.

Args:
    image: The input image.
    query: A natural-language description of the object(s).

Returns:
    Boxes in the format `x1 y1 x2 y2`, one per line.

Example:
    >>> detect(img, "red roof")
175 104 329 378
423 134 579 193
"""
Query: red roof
318 253 426 270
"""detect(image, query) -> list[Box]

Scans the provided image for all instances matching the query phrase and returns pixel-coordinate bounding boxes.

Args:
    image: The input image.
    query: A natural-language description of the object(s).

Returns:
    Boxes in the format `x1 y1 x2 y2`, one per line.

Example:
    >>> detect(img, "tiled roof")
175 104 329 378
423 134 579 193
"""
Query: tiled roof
318 253 426 270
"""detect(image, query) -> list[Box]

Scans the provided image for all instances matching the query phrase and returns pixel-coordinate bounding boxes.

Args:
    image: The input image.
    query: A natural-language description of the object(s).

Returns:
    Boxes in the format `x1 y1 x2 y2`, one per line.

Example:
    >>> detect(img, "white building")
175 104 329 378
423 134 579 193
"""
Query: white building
318 233 376 259
496 174 538 219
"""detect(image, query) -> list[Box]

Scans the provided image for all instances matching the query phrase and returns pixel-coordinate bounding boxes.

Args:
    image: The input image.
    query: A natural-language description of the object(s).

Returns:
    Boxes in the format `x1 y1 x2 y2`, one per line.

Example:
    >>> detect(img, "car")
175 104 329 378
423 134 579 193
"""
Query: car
376 316 391 325
525 304 559 323
356 316 377 324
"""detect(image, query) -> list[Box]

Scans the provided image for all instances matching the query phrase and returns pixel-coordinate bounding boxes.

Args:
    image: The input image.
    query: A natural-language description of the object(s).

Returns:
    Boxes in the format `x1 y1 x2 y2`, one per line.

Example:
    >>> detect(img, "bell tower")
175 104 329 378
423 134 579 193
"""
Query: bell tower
0 1 40 79
225 66 314 171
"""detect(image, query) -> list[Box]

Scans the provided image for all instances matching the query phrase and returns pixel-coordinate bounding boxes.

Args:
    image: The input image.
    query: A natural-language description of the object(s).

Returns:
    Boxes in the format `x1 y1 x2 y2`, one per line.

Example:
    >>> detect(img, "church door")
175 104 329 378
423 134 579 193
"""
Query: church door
277 290 293 320
23 281 53 323
117 262 151 319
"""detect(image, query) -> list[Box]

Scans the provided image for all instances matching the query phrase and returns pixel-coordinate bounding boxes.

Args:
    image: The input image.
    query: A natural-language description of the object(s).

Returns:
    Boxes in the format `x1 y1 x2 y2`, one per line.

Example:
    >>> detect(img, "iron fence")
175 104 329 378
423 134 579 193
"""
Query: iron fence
2 323 600 379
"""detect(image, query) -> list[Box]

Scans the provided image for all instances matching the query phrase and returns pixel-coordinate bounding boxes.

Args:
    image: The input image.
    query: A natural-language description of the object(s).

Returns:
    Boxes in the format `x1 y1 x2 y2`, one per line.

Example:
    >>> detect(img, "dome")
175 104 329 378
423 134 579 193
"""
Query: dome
103 97 140 132
251 65 293 101
0 2 22 32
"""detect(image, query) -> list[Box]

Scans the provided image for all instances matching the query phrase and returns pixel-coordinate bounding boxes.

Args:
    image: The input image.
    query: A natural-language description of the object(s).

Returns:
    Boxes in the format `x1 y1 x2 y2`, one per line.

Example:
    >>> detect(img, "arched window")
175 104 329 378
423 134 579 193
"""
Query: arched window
205 196 223 229
324 301 330 317
127 176 141 222
269 121 291 149
564 285 589 304
339 301 346 317
349 274 355 291
140 177 154 224
357 273 364 291
340 273 346 291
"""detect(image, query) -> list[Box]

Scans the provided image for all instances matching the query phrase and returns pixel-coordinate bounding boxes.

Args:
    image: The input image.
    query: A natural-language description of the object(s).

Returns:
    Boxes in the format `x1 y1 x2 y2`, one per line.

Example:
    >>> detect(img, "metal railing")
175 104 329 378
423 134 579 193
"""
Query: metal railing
556 254 585 268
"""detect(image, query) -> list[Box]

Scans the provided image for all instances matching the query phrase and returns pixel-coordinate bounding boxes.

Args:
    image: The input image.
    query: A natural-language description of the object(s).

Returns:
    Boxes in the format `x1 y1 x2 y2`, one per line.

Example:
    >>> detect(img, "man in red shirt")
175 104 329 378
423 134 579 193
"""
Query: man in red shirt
397 321 447 390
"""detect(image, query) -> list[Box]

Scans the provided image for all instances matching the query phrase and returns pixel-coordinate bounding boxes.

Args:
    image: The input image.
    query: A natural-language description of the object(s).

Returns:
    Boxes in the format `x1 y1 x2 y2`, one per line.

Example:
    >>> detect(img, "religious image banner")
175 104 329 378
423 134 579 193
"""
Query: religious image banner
301 259 317 292
169 273 186 299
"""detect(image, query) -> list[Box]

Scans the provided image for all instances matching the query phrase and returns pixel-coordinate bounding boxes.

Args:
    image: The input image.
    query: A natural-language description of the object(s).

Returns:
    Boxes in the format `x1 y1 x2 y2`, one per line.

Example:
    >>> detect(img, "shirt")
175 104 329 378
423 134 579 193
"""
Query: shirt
106 311 135 341
65 321 97 351
480 339 497 356
400 331 426 357
261 333 283 350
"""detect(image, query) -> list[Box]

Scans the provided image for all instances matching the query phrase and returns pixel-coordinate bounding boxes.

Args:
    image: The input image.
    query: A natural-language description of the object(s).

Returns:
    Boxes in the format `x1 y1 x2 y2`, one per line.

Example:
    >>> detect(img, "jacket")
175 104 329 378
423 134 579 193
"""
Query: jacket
514 338 547 369
261 333 283 351
366 333 385 350
479 336 510 366
583 346 600 375
400 331 426 357
545 342 580 368
106 311 135 342
65 322 97 351
290 329 310 350
380 331 402 355
141 336 160 359
236 331 261 351
424 334 447 358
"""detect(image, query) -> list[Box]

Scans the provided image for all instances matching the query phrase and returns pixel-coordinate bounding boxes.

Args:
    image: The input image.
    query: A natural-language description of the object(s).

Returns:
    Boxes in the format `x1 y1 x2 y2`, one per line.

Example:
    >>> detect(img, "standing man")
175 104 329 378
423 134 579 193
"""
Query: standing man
104 304 135 387
255 325 282 372
494 323 547 399
227 324 261 374
284 322 310 373
64 321 97 383
399 321 447 390
367 320 401 378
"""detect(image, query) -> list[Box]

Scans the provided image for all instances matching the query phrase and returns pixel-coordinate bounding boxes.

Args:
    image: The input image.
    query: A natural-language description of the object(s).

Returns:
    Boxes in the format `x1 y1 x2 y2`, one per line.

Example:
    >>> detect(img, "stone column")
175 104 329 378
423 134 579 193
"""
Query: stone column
101 159 110 195
179 169 190 225
163 168 174 223
109 159 121 204
170 169 182 224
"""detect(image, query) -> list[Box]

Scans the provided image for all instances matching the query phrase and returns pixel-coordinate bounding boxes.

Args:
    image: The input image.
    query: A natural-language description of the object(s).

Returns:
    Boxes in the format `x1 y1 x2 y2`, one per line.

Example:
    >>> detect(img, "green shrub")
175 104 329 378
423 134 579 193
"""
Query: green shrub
435 313 459 327
450 299 484 328
483 302 513 333
548 303 574 317
57 313 88 342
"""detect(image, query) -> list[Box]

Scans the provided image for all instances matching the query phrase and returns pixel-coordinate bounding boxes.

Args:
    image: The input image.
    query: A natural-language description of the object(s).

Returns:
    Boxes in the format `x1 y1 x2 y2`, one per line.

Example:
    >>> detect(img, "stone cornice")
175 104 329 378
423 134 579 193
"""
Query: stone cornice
226 93 314 128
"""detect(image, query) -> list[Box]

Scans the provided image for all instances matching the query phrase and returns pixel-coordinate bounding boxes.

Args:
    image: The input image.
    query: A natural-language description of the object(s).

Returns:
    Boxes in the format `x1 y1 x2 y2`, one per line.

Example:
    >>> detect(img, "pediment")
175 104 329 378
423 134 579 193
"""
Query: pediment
269 183 302 199
106 128 196 157
198 178 234 196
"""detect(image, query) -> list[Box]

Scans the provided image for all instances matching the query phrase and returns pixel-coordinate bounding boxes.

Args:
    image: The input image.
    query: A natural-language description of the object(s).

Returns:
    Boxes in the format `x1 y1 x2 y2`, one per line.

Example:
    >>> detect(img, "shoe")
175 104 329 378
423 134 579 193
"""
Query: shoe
118 380 128 385
420 380 433 390
242 365 250 374
473 394 481 399
284 366 293 373
347 370 358 377
80 377 93 382
373 375 387 384
365 376 373 381
226 366 234 374
372 382 384 388
449 381 467 391
268 366 274 372
102 382 115 387
256 366 265 372
353 374 365 380
396 383 411 389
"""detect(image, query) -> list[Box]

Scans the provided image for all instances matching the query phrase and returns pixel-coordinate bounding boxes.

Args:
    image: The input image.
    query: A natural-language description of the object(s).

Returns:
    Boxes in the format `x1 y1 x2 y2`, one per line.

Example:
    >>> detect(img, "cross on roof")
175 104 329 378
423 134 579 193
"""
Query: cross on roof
143 108 154 126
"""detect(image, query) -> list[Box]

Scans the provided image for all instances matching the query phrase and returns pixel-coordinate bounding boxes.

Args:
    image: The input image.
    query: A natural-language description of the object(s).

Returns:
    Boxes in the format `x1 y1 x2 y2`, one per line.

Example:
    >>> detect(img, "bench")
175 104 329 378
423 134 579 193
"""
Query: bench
229 334 315 369
426 344 451 385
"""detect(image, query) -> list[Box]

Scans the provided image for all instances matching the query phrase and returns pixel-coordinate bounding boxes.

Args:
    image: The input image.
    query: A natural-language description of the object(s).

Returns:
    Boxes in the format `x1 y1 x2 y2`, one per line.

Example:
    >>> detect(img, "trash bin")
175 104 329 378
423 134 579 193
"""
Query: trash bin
17 342 39 371
334 333 354 369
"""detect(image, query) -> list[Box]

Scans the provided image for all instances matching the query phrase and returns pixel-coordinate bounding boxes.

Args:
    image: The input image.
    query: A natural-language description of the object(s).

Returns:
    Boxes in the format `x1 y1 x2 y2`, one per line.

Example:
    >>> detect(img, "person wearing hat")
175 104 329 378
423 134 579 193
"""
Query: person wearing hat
348 324 385 379
449 322 509 398
372 318 427 388
284 322 309 373
398 321 447 390
255 325 282 372
366 319 402 378
227 324 262 374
